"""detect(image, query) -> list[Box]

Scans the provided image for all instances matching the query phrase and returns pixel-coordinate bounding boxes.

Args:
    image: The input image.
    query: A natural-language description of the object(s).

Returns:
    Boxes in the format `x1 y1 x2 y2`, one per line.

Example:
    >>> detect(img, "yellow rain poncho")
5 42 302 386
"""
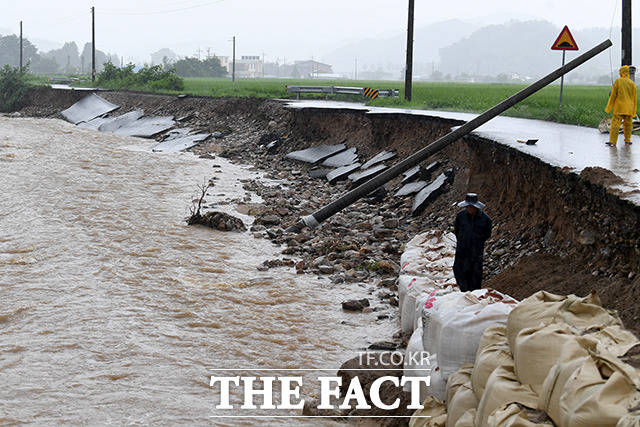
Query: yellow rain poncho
605 65 637 145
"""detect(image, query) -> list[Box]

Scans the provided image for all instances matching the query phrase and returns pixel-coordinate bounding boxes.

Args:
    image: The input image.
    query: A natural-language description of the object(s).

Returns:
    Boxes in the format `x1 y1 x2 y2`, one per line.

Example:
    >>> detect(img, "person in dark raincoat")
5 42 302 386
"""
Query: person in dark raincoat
453 193 492 292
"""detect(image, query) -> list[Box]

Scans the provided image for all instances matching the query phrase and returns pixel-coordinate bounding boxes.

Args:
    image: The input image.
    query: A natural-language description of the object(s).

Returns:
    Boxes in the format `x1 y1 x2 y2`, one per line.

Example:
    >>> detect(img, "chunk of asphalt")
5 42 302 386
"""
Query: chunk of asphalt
321 147 358 167
401 160 441 184
309 168 333 179
161 128 193 141
113 116 175 138
98 110 144 133
360 150 396 170
411 172 452 215
348 164 388 186
394 180 428 197
77 117 111 130
326 163 361 183
151 133 210 152
286 143 347 164
61 93 120 125
401 165 426 184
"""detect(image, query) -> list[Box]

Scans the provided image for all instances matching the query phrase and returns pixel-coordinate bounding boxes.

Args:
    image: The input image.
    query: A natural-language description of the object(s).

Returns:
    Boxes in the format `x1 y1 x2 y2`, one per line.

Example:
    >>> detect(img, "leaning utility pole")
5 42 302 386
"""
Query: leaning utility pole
232 36 236 82
404 0 415 101
289 40 612 231
19 21 23 73
622 0 632 66
91 6 96 82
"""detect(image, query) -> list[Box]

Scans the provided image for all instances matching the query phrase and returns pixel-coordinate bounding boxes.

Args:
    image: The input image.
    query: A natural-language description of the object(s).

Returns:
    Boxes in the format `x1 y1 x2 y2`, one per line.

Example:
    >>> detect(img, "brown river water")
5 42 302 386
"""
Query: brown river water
0 117 395 425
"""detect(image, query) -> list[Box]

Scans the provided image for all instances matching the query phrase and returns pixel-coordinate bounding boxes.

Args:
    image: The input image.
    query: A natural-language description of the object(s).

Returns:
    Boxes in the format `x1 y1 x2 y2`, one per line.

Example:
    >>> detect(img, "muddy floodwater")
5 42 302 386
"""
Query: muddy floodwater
0 117 393 425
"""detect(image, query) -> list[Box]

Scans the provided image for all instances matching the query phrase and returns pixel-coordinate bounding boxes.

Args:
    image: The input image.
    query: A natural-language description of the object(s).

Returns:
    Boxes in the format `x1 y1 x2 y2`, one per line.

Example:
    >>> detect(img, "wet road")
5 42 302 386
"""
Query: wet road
0 117 392 425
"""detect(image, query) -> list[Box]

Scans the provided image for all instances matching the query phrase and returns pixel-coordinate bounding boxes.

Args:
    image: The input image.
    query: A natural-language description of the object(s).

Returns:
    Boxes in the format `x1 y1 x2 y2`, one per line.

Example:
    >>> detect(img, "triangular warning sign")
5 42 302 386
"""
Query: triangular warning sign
551 25 579 51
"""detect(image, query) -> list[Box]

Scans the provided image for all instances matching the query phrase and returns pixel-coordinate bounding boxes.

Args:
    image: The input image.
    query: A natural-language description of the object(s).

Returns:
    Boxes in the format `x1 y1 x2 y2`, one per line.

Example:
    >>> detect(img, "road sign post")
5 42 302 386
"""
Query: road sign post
551 25 579 106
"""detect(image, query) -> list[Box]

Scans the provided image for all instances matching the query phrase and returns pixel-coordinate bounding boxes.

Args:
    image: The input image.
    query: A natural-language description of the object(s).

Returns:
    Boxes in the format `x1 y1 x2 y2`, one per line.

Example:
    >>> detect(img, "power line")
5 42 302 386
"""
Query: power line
101 0 227 16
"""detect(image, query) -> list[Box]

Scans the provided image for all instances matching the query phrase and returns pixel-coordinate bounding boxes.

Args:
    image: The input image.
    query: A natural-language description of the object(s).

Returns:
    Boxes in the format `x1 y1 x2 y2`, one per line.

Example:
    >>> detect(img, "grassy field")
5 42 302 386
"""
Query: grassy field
174 78 610 128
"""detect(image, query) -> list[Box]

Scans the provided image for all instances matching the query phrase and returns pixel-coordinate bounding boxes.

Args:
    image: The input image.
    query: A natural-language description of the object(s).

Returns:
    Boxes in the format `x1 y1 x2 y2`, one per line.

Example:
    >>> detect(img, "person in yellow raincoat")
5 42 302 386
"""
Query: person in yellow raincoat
605 65 637 147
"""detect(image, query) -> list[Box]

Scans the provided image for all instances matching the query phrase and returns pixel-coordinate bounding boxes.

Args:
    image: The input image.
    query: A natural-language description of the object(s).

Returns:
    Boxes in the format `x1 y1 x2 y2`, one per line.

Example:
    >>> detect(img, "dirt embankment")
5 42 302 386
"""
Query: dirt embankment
19 87 640 336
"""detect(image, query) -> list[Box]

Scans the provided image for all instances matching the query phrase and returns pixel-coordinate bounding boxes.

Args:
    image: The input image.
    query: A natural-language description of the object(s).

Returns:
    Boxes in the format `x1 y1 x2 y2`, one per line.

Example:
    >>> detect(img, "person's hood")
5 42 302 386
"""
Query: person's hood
620 65 630 78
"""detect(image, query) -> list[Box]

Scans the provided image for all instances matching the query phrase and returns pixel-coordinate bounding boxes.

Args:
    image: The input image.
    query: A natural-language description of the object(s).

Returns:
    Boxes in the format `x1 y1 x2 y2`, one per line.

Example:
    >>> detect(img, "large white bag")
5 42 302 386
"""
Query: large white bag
404 319 432 405
424 289 517 381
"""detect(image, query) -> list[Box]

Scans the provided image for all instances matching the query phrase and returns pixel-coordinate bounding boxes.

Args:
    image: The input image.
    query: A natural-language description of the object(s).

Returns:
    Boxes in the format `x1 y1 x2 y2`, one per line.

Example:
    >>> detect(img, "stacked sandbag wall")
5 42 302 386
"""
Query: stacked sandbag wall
409 289 640 427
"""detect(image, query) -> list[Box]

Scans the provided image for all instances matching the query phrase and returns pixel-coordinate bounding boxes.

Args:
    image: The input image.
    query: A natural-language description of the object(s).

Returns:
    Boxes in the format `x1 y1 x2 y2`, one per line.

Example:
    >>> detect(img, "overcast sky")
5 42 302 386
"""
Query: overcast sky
0 0 637 63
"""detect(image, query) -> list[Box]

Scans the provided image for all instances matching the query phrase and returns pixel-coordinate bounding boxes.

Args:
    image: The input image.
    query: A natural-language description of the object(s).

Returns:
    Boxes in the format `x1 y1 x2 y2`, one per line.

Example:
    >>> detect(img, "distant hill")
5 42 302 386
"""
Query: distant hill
322 19 479 75
439 20 640 81
322 19 640 82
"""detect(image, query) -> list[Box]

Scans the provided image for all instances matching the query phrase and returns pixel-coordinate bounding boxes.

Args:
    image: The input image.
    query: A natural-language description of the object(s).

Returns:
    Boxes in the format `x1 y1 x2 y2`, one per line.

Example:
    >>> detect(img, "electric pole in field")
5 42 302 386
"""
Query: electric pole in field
19 21 23 73
404 0 415 101
355 57 358 80
231 37 236 82
91 6 96 82
622 0 632 66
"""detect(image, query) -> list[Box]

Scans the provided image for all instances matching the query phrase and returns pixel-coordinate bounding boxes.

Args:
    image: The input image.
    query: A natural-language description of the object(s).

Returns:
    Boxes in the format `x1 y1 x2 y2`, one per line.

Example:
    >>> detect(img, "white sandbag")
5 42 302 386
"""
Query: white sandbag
400 231 456 278
425 289 517 381
413 285 457 332
506 290 622 349
428 359 447 402
400 276 438 333
540 336 640 427
404 321 432 402
421 291 465 354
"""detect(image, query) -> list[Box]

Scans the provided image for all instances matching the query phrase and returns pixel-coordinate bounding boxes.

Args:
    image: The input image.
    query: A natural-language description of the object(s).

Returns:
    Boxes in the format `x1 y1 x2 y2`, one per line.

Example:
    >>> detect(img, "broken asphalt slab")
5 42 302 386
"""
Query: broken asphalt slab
98 110 145 133
60 93 120 125
394 180 428 197
348 164 388 186
326 163 361 183
361 150 396 170
321 147 358 167
412 170 454 215
112 116 175 138
286 143 347 164
151 133 210 153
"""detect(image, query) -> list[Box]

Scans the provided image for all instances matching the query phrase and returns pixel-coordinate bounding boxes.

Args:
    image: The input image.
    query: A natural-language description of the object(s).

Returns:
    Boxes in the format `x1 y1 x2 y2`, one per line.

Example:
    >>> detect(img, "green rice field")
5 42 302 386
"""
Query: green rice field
175 78 611 128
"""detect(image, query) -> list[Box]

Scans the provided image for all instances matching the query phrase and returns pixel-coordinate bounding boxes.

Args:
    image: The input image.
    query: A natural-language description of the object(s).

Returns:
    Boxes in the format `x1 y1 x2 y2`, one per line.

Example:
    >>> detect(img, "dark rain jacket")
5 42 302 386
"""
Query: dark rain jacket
453 210 492 291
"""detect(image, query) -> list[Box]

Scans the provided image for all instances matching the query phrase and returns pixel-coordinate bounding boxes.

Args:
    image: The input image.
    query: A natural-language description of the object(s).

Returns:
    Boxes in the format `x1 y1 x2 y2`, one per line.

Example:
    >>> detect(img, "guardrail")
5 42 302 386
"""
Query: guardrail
285 85 399 100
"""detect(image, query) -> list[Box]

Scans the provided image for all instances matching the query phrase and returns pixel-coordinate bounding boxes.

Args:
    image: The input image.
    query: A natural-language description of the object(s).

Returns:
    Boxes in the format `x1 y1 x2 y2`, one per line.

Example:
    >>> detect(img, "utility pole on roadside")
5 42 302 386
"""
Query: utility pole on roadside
404 0 415 101
91 6 96 82
232 36 236 82
355 57 358 80
19 21 23 73
622 0 633 80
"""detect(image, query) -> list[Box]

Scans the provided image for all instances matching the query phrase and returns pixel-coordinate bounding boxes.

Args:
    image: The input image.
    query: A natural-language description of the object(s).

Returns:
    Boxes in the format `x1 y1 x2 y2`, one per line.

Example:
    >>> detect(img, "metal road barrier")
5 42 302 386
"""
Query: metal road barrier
286 85 399 100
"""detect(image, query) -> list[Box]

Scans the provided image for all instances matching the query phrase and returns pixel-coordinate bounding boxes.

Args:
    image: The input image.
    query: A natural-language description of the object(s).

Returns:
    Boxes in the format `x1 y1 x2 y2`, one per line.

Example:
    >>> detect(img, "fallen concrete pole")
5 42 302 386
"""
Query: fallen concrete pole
289 39 612 231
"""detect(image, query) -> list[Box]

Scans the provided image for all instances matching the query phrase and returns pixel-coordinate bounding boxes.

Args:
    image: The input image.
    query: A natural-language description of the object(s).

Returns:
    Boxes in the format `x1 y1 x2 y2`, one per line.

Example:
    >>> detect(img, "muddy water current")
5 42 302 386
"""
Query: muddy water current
0 118 394 425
